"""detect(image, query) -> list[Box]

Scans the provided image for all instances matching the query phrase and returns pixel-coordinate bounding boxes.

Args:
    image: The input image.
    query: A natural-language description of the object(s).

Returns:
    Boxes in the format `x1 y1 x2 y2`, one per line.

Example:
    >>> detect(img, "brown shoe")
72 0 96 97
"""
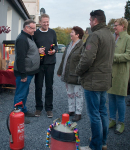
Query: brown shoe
47 111 53 118
68 112 75 116
35 110 41 117
72 114 81 122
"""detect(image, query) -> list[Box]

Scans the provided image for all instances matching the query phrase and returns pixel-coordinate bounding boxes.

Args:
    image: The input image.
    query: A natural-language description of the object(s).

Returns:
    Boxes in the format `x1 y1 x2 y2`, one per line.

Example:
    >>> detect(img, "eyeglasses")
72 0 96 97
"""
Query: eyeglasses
113 24 120 27
26 25 36 30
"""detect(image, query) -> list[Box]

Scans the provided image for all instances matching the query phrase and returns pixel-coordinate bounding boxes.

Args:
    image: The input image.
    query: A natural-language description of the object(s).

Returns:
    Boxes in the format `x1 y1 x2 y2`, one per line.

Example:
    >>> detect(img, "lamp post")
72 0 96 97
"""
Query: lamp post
40 8 46 15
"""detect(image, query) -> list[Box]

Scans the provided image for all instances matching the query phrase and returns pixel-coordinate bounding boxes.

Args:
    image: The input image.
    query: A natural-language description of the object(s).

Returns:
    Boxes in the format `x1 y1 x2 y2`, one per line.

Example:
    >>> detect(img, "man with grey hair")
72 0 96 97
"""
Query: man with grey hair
33 14 58 118
14 19 40 124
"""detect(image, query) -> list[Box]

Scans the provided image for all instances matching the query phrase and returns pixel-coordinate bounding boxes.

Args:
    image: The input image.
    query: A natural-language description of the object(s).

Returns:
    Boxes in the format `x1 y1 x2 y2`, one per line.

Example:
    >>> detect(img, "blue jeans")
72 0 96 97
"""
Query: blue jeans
84 89 109 150
108 93 126 123
14 75 33 113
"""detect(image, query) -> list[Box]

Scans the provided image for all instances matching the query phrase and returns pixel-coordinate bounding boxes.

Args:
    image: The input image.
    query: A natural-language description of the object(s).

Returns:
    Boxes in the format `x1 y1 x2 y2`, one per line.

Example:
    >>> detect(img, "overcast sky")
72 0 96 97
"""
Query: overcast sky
40 0 127 30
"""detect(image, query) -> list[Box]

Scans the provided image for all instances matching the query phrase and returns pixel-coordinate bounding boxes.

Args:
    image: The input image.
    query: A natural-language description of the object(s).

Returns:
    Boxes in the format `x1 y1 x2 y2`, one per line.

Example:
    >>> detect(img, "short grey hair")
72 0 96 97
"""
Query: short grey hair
23 19 36 28
39 14 50 21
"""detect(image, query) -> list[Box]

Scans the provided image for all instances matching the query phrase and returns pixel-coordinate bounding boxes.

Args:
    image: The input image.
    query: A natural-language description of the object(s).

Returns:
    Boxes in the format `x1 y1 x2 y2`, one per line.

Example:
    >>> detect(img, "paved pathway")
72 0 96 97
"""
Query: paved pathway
0 53 130 150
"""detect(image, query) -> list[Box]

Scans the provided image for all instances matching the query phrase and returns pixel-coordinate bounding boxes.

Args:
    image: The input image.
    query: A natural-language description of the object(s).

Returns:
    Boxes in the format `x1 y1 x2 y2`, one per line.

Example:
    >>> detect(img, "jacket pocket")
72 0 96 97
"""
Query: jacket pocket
92 73 111 90
66 73 80 85
119 63 127 74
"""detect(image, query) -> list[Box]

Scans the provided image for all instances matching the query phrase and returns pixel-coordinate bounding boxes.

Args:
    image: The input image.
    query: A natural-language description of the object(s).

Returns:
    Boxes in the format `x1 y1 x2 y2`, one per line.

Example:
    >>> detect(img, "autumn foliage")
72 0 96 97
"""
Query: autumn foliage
53 27 89 45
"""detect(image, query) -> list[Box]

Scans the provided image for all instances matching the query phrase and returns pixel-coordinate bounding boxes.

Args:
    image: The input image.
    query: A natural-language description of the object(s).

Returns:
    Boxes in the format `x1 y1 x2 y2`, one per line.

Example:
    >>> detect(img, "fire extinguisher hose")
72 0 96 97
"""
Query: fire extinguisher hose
6 112 13 143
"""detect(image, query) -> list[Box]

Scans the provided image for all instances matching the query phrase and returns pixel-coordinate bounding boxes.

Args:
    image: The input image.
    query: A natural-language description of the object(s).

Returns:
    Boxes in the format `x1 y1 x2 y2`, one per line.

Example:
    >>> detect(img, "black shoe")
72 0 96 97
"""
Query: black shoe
24 118 30 124
68 112 75 116
24 111 35 117
72 114 81 122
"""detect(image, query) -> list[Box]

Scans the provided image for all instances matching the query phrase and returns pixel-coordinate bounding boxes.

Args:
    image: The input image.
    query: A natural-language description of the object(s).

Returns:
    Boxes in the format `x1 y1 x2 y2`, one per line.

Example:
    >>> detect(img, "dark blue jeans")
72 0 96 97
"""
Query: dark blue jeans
84 89 109 150
14 75 33 113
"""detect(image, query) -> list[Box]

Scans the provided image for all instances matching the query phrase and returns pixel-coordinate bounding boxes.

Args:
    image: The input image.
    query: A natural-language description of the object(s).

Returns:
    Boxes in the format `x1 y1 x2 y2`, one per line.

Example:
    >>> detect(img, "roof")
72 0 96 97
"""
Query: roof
2 40 15 44
7 0 30 20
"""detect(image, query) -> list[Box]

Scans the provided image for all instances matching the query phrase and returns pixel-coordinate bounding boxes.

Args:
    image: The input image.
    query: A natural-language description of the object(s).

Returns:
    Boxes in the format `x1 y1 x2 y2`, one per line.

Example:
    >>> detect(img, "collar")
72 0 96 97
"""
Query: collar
21 30 33 40
39 28 49 32
91 22 106 32
119 31 127 38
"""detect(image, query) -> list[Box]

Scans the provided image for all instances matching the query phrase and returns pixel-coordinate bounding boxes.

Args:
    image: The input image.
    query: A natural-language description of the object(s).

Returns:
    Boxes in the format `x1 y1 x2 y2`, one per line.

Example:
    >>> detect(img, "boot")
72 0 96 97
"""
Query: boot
72 114 81 122
68 112 75 116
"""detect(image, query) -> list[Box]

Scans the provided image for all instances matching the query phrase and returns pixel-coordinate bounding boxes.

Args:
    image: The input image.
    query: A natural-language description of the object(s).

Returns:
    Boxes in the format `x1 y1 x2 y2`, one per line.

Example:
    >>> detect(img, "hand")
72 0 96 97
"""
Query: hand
48 49 55 55
39 47 45 54
57 74 61 77
21 77 27 82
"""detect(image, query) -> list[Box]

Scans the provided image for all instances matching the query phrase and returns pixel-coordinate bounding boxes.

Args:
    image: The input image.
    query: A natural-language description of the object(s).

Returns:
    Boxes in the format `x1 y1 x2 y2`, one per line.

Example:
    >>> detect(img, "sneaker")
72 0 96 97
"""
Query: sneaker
115 122 124 134
79 146 92 150
24 111 35 117
35 110 41 117
24 118 30 124
109 119 116 128
102 145 107 150
47 111 53 118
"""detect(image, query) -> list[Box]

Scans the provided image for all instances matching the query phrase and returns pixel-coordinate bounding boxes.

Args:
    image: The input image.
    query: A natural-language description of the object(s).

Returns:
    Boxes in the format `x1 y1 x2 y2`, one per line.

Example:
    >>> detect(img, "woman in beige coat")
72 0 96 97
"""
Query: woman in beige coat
107 18 130 134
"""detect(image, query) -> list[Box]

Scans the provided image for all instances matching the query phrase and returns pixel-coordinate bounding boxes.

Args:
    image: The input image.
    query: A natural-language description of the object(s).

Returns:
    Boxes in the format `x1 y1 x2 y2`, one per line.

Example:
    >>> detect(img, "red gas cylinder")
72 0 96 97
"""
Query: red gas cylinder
50 113 77 150
7 101 24 150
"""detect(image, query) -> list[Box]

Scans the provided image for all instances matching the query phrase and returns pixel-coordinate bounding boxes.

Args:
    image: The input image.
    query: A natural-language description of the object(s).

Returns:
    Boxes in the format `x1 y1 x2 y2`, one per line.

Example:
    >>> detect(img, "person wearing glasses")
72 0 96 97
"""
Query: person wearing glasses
76 10 115 150
33 14 58 118
14 19 40 124
107 18 130 134
57 26 84 122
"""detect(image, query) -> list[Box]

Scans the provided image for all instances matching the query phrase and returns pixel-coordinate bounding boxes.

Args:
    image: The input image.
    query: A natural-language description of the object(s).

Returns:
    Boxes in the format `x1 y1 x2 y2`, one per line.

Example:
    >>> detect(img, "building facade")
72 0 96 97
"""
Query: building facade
0 0 30 58
22 0 40 24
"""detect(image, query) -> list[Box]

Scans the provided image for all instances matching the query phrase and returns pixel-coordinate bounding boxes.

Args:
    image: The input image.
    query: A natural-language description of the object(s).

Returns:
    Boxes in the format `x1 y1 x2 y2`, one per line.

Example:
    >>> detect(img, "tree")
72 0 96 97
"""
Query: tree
53 27 91 45
125 0 130 21
53 27 71 45
107 19 115 33
125 1 130 35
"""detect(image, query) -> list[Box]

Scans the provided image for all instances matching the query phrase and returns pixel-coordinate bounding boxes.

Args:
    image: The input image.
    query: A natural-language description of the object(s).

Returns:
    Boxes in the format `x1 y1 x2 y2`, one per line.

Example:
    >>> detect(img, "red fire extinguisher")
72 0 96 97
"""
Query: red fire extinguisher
7 101 24 150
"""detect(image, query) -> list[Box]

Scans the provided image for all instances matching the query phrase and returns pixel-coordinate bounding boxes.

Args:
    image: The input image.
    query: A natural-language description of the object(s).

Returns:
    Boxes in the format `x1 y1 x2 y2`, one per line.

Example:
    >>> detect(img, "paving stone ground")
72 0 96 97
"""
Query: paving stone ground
0 53 130 150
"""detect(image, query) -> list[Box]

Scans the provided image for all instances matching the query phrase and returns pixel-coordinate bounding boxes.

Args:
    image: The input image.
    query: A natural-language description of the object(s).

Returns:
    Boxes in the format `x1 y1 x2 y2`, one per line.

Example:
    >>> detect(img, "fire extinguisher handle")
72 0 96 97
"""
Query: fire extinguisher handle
14 101 23 109
9 134 13 143
6 111 13 143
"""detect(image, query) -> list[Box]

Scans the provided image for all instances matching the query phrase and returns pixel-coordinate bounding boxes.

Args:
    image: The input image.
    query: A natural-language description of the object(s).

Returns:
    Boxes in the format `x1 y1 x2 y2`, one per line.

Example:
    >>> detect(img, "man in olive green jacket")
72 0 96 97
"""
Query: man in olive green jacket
77 10 115 150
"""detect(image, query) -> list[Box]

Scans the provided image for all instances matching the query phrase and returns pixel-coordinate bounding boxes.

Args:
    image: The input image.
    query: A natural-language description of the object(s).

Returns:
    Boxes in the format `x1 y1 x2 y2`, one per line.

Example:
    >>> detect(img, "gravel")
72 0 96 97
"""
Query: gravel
0 53 130 150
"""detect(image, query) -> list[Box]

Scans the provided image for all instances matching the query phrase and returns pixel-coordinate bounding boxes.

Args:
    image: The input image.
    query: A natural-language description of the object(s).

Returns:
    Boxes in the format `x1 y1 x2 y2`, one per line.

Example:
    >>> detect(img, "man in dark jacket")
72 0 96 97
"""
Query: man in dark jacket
76 10 115 150
33 14 58 118
14 19 40 124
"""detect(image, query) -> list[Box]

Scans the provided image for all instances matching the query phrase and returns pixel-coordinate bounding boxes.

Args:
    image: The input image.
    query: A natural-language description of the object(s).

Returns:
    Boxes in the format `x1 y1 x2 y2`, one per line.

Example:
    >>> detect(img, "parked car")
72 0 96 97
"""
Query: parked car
57 44 66 53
